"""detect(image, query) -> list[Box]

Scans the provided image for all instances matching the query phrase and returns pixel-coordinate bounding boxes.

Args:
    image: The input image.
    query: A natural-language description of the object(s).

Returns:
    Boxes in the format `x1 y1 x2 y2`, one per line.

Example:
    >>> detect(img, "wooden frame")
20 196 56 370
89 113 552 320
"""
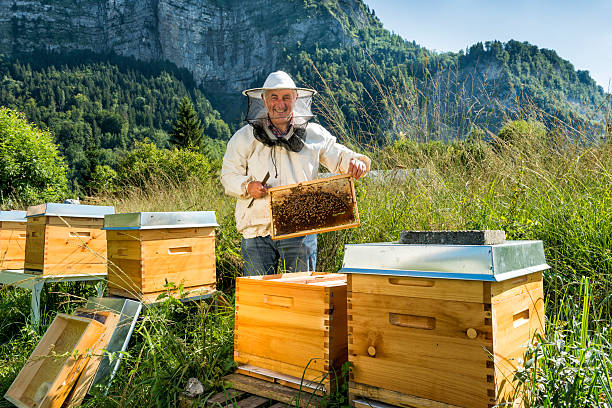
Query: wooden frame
4 313 105 408
268 174 360 240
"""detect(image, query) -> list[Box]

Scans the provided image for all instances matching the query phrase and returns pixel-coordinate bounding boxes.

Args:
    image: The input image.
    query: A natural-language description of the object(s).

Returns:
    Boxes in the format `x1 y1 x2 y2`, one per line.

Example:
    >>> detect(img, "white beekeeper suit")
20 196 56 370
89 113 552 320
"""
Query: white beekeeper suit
221 122 371 238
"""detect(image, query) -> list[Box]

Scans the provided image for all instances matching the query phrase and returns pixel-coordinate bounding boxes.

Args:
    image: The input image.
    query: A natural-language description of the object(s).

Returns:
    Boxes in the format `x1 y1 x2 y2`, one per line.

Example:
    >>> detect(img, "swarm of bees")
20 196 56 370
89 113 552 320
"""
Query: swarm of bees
272 186 354 235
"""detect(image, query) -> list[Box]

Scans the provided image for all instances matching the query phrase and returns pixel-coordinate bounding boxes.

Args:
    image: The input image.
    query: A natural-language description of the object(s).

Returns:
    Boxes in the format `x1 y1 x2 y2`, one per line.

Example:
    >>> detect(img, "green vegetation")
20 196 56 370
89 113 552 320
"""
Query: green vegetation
0 51 231 186
0 107 69 205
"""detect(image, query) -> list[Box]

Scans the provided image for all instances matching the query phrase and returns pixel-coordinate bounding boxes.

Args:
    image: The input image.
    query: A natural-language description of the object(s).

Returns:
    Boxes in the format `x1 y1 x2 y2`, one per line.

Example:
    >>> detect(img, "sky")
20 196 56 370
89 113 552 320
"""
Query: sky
363 0 612 90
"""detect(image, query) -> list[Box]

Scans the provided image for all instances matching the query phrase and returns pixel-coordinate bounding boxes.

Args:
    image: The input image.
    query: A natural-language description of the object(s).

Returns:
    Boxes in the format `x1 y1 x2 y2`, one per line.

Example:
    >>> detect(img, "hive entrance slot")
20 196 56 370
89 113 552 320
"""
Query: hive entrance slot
69 231 91 238
168 246 192 254
513 309 530 327
389 313 436 330
388 277 434 287
263 294 294 308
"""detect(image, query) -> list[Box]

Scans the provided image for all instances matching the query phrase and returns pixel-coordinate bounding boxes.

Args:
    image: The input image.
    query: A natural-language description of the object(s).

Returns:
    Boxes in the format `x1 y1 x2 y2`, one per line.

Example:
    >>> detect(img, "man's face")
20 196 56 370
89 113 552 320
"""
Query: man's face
263 89 296 123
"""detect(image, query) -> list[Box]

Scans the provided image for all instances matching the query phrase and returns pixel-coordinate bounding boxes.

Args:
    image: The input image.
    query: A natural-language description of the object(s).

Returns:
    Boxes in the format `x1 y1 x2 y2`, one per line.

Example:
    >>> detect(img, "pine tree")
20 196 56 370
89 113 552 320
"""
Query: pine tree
169 96 204 151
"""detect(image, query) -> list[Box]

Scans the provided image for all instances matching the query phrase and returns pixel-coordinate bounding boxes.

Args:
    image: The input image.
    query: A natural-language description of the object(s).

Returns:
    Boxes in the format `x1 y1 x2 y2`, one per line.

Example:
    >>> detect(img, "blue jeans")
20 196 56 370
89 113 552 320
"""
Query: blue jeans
241 234 317 276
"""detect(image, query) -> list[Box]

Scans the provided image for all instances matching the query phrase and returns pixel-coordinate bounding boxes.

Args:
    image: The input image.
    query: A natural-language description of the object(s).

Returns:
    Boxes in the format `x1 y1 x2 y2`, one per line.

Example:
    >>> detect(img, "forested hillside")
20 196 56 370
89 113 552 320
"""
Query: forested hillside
0 52 230 185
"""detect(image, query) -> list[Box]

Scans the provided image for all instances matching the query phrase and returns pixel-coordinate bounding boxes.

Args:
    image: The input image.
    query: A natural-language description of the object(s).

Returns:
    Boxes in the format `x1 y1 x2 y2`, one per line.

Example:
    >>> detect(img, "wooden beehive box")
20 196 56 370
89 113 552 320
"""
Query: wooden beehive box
268 174 359 240
234 272 348 394
24 203 115 275
4 313 105 408
0 210 27 270
342 241 549 408
104 211 218 302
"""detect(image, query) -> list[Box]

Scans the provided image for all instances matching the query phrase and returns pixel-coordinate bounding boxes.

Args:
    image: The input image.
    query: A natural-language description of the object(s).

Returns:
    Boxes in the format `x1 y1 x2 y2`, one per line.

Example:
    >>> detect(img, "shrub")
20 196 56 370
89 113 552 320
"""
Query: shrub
116 141 213 188
0 107 69 205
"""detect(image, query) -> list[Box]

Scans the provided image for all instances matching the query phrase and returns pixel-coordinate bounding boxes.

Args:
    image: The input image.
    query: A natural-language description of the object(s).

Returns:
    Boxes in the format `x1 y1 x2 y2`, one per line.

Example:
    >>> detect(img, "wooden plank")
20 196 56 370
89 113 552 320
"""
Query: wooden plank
328 284 348 370
107 259 143 292
236 365 326 395
140 237 215 292
349 292 492 342
222 373 322 408
205 389 245 406
44 217 104 228
350 382 464 408
0 223 27 268
31 263 108 276
230 395 268 408
106 240 142 260
268 403 289 408
350 355 492 407
350 274 485 303
348 292 494 407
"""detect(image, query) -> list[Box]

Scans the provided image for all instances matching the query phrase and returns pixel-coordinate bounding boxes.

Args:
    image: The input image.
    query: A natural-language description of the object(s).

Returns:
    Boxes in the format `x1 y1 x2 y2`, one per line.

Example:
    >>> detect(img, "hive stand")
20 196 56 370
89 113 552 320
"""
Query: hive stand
0 269 105 329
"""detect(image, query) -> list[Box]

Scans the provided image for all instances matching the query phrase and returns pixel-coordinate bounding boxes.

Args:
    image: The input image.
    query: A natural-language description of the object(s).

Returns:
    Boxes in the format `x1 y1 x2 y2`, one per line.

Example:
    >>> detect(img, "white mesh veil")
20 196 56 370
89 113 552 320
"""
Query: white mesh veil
244 92 315 126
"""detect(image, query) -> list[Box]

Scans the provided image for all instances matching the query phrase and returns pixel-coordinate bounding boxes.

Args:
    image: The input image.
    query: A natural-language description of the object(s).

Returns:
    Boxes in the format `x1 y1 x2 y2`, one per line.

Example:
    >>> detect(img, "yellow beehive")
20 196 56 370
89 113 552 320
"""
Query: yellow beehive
234 272 348 394
24 204 115 275
104 212 218 302
342 241 548 408
0 210 27 270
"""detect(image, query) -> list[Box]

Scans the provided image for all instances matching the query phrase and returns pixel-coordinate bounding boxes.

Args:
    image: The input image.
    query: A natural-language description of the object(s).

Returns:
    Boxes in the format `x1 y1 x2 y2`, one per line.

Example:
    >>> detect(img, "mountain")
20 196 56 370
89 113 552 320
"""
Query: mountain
0 0 609 141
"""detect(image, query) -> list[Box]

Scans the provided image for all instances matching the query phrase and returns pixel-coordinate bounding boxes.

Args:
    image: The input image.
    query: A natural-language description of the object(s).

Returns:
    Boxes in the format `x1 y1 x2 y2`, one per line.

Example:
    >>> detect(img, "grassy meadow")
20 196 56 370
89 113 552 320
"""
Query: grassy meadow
1 83 611 407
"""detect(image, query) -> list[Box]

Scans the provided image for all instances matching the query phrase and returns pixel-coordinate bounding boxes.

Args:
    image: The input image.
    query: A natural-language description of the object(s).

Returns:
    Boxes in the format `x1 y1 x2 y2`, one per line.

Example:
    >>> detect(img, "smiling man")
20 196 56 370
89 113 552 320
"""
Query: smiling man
221 71 371 276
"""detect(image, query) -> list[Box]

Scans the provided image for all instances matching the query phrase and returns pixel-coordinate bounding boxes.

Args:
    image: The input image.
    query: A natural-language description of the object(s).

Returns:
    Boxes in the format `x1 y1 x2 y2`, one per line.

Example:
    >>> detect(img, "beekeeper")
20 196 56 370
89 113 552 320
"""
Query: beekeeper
221 70 371 276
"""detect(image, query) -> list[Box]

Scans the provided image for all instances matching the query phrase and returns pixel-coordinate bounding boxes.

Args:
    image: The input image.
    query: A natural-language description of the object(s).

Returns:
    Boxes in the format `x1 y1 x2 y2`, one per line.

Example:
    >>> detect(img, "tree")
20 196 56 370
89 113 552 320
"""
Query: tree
169 96 204 151
0 107 69 205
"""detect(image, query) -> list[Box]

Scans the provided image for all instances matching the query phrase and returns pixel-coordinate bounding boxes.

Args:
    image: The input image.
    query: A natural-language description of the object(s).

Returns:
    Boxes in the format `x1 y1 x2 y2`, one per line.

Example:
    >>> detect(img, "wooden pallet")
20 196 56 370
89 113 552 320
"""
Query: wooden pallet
211 372 323 408
180 387 291 408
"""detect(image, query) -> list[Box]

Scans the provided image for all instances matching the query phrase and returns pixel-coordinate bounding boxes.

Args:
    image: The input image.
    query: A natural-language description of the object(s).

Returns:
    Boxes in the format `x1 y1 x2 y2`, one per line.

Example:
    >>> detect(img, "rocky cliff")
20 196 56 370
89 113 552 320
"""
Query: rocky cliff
0 0 371 94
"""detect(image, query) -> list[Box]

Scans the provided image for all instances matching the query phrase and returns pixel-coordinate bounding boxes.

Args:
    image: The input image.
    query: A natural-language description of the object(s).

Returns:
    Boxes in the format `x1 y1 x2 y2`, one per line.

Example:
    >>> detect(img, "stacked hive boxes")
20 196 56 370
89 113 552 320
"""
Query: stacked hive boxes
24 203 115 275
341 240 548 408
0 210 27 270
234 272 347 393
103 211 218 302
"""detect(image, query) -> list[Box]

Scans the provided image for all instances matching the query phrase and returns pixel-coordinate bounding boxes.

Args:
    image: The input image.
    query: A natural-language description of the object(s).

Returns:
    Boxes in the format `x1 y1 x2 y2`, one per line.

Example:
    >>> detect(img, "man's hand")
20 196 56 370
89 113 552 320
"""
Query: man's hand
348 158 367 180
247 181 268 199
